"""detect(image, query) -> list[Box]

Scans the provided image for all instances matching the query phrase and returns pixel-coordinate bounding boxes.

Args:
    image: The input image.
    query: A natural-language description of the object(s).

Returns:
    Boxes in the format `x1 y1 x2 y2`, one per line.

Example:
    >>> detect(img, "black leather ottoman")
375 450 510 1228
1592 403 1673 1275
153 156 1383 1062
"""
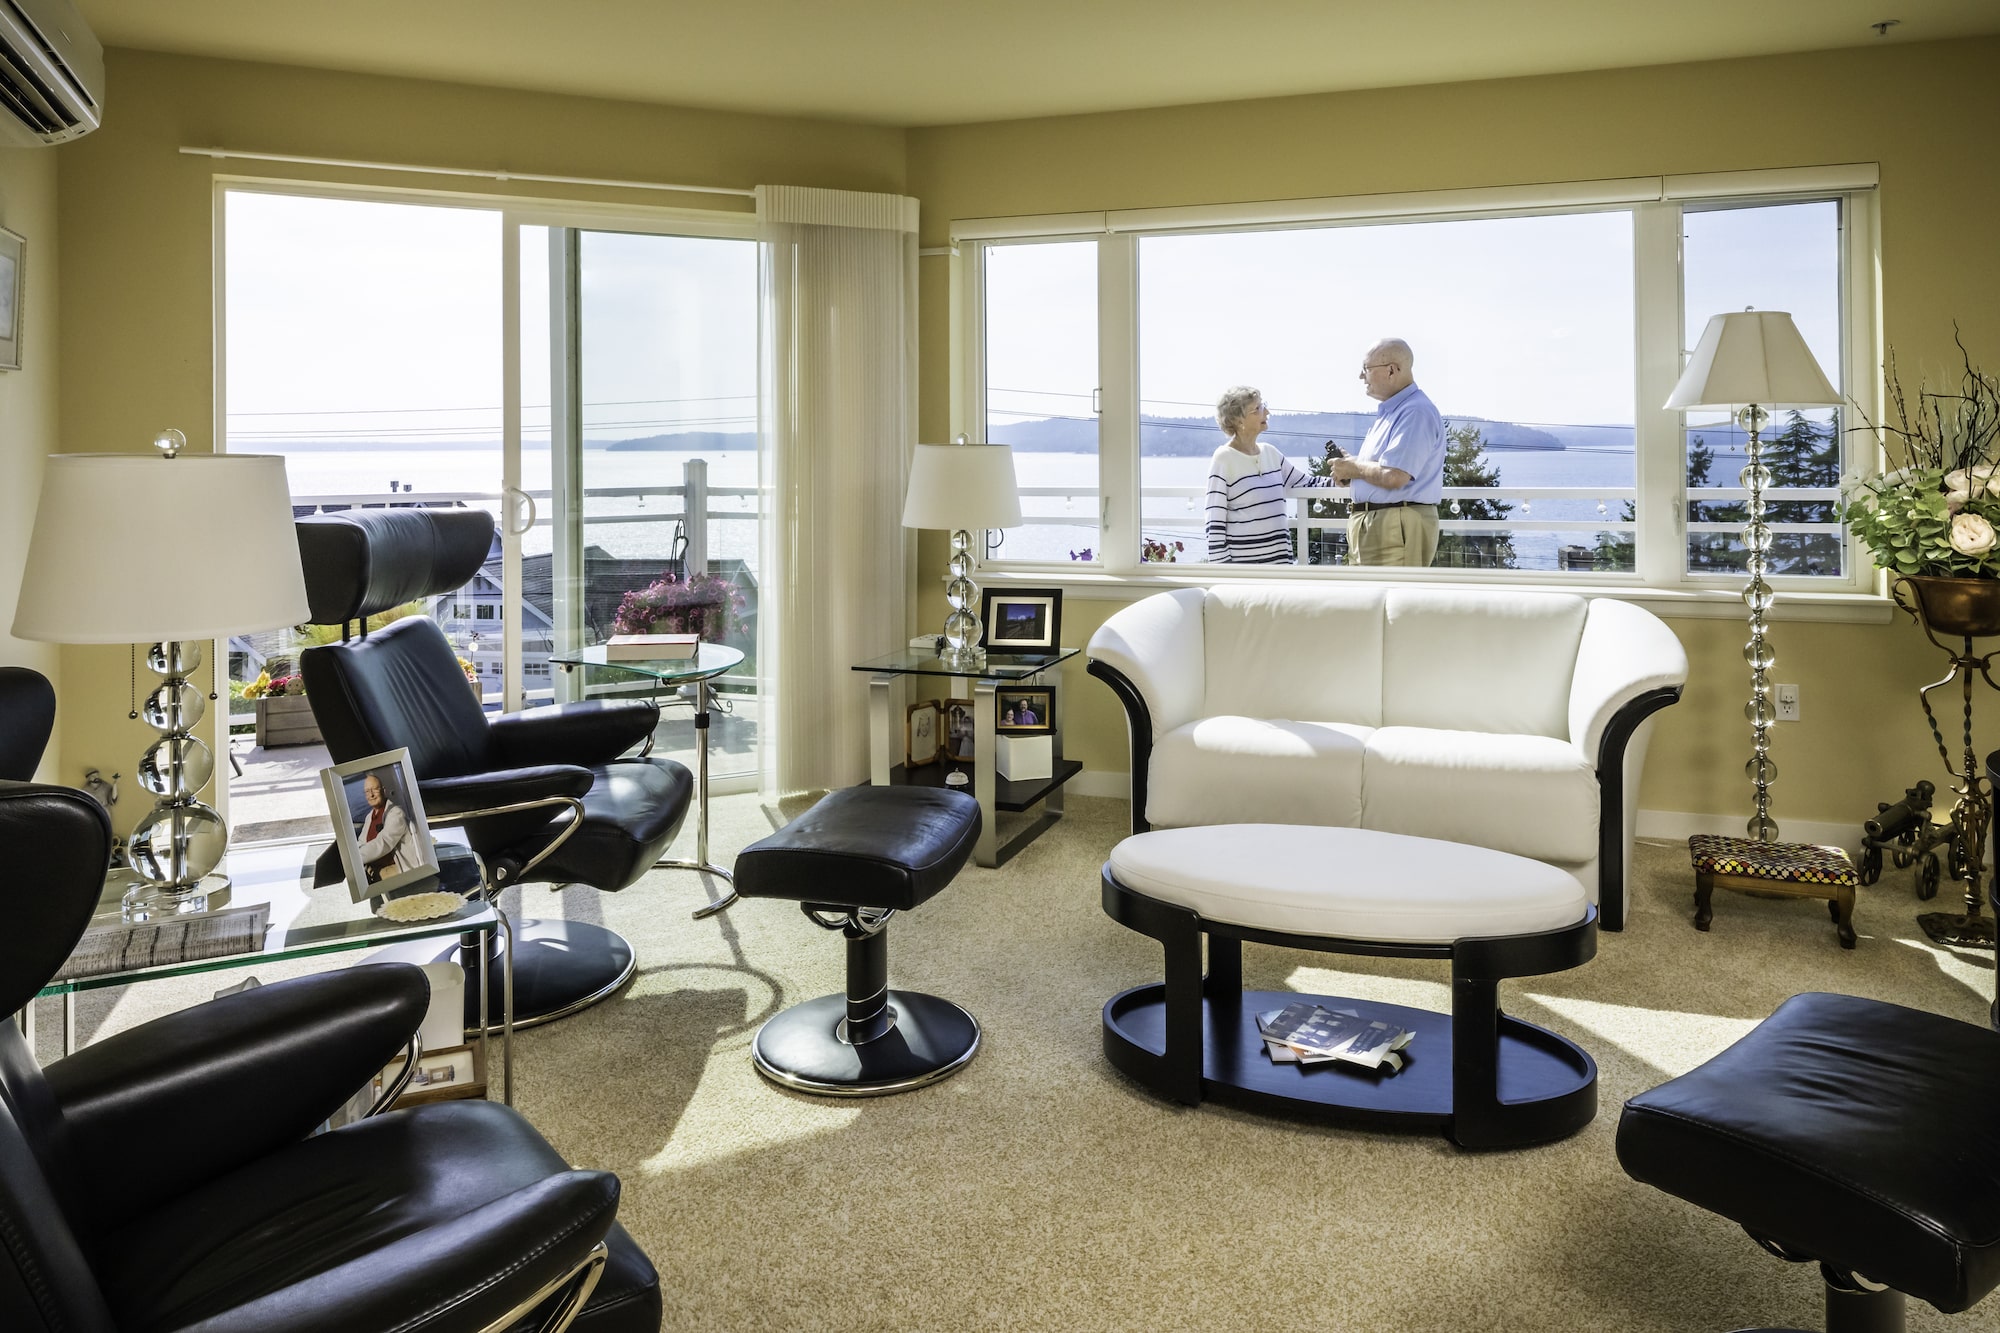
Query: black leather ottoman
1617 992 2000 1332
735 786 982 1096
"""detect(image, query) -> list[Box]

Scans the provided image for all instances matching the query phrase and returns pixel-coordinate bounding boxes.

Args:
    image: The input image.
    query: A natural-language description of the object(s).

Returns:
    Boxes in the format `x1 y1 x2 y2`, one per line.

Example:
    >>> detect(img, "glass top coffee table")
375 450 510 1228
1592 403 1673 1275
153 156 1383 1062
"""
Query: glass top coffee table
550 641 746 918
36 839 513 1102
851 647 1081 868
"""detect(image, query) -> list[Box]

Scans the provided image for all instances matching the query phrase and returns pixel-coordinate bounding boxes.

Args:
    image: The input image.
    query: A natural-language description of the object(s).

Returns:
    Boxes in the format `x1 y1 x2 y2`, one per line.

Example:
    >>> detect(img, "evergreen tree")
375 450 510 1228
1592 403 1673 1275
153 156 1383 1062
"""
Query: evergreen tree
1435 423 1516 569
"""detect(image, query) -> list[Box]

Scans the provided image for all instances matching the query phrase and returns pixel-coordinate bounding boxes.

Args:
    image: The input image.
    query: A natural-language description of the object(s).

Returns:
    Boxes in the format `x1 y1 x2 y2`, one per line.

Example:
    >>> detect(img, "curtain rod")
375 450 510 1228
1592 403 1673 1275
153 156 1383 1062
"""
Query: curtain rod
178 147 758 198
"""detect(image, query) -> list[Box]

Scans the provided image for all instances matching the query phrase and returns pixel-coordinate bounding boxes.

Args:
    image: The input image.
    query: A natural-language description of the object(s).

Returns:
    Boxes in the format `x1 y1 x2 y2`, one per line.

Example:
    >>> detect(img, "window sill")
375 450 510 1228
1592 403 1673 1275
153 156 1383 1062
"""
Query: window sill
981 569 1898 626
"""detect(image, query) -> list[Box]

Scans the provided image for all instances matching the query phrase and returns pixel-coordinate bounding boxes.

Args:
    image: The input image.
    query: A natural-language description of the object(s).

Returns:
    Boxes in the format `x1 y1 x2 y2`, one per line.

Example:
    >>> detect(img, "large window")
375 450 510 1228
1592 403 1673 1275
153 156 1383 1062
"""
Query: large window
960 172 1872 591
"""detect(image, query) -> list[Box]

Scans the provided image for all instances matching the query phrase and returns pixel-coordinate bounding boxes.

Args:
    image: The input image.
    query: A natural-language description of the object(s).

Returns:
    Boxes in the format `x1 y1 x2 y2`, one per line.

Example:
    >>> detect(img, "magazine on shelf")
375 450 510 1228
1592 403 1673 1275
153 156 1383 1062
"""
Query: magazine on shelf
1258 1003 1415 1073
605 633 699 662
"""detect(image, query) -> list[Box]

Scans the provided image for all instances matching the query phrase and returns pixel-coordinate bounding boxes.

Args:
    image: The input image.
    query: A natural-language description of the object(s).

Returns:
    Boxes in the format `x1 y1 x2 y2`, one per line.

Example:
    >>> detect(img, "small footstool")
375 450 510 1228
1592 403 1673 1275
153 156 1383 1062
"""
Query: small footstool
1619 993 2000 1330
1101 825 1598 1149
1688 834 1861 949
735 785 982 1096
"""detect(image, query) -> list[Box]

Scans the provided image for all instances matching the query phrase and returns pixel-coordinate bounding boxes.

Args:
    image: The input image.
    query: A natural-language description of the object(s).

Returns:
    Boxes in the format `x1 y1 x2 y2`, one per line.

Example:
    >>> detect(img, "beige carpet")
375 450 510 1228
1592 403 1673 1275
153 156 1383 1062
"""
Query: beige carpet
60 797 1996 1332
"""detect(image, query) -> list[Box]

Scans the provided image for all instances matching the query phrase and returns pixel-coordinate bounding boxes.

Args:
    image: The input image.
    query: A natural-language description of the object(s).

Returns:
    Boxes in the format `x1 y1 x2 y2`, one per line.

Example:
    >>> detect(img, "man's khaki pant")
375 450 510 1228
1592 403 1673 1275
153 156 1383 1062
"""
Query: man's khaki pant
1350 505 1440 567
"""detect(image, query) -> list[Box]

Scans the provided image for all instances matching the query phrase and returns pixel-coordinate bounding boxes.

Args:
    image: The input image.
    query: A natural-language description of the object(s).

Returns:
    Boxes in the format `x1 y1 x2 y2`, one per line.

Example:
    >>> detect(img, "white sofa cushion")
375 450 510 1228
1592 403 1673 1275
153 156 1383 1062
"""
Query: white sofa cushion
1381 588 1586 738
1147 716 1371 830
1107 824 1589 944
1202 584 1386 727
1360 726 1599 864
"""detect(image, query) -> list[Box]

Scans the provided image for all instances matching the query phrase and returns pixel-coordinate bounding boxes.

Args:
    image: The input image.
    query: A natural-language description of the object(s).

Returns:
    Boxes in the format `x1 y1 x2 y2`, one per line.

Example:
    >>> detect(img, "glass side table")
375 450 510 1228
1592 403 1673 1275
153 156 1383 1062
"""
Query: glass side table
850 648 1081 867
550 641 747 919
33 839 514 1104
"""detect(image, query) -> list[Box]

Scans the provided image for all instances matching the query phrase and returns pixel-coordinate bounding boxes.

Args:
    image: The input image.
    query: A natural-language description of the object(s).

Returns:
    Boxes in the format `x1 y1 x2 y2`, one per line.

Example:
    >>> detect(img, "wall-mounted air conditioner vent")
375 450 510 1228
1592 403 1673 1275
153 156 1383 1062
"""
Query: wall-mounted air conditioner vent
0 0 101 147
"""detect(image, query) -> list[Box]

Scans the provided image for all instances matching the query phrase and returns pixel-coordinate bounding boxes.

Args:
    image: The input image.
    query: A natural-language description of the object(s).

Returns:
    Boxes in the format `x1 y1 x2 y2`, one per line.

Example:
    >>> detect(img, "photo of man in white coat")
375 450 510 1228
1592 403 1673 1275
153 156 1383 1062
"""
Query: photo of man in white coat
354 770 425 884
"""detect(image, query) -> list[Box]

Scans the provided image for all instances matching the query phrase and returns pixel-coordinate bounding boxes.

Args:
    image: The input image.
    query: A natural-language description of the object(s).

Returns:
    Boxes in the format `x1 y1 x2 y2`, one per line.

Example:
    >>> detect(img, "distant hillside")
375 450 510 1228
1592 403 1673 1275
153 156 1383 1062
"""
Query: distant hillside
992 411 1606 457
601 431 756 451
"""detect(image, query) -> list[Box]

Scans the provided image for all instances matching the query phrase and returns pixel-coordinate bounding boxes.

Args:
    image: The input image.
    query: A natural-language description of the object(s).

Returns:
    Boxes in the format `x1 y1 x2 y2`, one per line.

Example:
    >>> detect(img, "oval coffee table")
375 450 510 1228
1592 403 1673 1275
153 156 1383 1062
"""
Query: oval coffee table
1100 825 1598 1150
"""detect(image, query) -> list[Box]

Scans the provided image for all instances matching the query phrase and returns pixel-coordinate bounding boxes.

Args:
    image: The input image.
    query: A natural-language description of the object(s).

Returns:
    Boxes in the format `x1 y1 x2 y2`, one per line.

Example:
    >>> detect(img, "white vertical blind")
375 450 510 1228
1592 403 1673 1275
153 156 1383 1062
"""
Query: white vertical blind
757 185 920 794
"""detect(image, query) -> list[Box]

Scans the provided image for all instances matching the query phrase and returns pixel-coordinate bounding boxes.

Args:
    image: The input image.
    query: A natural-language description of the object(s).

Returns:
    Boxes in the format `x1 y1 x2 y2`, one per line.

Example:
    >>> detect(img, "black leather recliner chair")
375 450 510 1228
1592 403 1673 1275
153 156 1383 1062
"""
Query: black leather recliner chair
0 664 56 780
296 509 695 1027
0 779 663 1331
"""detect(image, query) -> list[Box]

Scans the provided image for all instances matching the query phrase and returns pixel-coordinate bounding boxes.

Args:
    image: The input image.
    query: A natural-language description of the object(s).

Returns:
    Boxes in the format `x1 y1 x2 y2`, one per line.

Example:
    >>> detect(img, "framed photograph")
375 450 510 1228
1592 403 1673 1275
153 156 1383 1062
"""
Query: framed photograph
0 227 23 372
942 697 975 762
997 686 1054 734
906 699 942 767
374 1043 485 1108
320 748 441 903
981 588 1062 652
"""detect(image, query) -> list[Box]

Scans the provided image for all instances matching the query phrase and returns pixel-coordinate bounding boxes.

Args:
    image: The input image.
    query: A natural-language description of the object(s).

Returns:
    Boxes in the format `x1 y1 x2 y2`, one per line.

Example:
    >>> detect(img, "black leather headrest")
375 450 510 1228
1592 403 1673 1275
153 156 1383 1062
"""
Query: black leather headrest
0 667 56 781
0 783 111 1016
295 509 495 627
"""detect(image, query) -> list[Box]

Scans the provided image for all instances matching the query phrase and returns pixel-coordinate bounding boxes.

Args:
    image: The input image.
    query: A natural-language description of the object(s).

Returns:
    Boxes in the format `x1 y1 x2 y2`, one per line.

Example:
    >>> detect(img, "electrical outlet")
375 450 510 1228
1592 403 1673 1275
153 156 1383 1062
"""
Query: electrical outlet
1775 683 1801 722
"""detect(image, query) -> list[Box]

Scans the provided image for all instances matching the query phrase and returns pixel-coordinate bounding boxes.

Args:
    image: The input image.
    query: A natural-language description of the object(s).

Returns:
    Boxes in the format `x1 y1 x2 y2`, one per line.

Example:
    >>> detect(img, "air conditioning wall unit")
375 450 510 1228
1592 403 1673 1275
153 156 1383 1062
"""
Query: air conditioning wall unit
0 0 101 147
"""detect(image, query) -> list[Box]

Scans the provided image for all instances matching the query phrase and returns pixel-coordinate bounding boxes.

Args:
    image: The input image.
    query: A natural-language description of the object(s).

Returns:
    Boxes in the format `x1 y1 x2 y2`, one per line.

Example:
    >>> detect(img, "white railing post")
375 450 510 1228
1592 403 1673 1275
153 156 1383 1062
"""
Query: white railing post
682 458 708 577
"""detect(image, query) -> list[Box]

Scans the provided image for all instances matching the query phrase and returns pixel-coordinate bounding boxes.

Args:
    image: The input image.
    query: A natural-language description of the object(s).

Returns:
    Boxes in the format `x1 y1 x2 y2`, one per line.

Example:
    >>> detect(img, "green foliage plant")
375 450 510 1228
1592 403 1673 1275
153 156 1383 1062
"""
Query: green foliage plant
1842 335 2000 579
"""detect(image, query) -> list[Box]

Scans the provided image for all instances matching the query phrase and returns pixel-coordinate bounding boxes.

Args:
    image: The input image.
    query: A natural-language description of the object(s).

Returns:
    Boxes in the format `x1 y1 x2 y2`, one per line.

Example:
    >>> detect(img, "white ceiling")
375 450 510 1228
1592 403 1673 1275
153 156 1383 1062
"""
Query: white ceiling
75 1 2000 128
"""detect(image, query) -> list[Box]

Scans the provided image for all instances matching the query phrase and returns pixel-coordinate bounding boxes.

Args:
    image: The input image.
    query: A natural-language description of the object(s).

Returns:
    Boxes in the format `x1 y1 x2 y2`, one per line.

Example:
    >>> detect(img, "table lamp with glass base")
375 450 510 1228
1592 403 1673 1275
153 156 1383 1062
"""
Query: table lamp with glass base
12 432 310 920
901 438 1024 674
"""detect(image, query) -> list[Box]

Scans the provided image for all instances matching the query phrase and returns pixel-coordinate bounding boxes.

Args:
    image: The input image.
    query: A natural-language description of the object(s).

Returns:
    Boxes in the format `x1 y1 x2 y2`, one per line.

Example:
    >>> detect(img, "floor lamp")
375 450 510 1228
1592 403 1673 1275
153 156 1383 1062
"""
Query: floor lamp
1666 310 1841 842
12 432 308 918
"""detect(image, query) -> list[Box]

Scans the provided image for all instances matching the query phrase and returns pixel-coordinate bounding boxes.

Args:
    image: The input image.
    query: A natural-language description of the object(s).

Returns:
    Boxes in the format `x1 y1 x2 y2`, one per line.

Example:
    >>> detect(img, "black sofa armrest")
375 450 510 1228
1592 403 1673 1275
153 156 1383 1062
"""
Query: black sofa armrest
189 1170 621 1333
419 765 593 820
487 700 660 770
43 963 429 1235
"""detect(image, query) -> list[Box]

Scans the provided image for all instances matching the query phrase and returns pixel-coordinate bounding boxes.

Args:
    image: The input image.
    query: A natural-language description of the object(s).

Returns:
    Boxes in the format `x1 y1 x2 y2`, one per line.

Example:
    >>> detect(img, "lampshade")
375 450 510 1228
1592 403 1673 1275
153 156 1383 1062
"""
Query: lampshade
13 452 309 643
901 442 1023 531
1665 310 1841 410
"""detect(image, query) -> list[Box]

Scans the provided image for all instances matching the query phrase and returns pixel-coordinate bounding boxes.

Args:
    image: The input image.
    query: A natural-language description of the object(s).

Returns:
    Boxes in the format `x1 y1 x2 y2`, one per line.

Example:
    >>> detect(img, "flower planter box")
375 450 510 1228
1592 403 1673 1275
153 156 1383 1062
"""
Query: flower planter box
254 694 322 749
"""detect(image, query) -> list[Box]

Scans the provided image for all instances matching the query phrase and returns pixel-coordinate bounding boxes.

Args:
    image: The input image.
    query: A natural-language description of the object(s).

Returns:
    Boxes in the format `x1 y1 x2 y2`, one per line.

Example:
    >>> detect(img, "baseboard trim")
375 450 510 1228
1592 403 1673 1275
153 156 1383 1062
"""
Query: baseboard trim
1636 809 1861 855
1067 770 1130 800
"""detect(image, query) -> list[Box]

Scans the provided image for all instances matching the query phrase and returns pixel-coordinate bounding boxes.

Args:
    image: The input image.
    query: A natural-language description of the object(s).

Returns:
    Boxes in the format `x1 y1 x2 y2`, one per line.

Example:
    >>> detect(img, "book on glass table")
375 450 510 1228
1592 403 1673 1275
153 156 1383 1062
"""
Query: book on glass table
605 633 699 662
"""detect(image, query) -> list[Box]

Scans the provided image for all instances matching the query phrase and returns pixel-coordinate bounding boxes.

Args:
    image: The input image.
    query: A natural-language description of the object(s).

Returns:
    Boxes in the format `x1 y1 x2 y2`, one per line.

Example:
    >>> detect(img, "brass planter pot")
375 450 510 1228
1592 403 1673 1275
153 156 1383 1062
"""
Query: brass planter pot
1901 574 2000 638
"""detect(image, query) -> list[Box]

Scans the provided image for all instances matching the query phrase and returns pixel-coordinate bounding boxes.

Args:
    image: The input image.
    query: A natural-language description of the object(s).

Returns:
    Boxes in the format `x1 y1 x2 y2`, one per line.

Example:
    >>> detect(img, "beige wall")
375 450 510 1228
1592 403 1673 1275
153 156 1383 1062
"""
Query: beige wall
907 37 2000 830
51 49 905 833
0 145 61 781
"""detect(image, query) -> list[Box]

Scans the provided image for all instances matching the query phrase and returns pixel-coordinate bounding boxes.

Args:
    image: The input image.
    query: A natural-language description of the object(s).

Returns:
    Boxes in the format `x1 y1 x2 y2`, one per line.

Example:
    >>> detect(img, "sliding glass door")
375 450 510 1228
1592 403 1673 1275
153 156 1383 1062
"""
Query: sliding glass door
221 186 766 843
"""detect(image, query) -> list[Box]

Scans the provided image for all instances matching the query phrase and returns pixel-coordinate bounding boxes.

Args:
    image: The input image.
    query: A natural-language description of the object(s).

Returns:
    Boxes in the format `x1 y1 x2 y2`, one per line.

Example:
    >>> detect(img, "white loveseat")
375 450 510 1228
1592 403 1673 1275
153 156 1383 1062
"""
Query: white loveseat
1085 584 1688 931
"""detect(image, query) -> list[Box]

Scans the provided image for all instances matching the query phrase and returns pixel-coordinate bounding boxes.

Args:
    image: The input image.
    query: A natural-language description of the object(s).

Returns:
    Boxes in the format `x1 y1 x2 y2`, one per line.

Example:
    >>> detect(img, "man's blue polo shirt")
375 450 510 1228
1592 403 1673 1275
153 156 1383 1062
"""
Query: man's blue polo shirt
1353 382 1445 505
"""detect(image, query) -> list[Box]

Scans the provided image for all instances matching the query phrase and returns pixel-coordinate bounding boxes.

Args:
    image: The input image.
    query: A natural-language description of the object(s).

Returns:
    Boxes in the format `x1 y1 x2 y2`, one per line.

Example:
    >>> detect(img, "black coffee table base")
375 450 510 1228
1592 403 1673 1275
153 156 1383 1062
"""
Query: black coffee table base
1100 867 1598 1150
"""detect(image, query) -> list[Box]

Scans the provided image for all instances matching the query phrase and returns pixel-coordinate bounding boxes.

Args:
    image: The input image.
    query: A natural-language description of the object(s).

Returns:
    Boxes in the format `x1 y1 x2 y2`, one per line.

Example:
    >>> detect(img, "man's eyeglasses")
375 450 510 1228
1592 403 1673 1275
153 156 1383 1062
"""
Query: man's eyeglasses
1359 362 1395 376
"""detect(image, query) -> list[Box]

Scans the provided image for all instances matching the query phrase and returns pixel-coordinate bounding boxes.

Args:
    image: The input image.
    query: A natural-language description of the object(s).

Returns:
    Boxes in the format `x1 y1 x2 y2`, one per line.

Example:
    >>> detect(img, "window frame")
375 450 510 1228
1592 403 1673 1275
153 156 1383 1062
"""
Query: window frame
951 168 1882 606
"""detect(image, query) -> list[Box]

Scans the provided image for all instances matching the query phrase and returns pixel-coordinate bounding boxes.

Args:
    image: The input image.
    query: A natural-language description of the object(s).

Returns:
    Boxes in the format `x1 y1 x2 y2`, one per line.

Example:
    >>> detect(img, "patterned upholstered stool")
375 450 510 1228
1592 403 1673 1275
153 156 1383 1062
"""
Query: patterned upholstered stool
1689 834 1861 949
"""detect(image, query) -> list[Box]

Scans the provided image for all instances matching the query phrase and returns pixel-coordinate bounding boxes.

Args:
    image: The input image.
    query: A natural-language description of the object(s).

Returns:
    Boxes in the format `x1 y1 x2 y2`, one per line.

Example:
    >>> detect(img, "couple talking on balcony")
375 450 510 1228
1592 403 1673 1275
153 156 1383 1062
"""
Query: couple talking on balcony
1205 338 1444 567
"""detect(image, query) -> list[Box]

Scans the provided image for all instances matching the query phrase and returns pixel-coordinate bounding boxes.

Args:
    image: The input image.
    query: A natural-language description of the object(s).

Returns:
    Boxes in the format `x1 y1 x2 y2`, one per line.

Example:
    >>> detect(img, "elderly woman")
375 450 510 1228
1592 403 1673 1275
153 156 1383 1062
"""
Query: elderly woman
1204 385 1333 563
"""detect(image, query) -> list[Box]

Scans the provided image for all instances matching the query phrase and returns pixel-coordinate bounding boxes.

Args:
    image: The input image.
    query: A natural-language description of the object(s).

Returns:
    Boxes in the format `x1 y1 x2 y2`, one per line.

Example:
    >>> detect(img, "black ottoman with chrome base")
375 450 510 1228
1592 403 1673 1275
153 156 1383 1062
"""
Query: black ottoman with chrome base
736 785 982 1096
1618 992 2000 1332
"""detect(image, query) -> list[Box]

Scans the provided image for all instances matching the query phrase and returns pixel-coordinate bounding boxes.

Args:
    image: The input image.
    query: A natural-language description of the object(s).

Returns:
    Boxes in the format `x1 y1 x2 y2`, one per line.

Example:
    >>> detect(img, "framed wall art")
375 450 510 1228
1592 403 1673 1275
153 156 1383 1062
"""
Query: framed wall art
0 226 24 372
942 697 975 762
980 587 1062 652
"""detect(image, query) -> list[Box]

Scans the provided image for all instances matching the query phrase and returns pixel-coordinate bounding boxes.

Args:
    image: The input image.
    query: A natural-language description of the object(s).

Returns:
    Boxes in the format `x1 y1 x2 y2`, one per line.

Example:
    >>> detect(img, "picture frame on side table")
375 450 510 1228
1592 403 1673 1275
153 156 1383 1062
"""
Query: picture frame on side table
997 686 1054 734
907 699 942 767
320 748 442 903
980 588 1062 652
0 226 24 372
943 698 976 762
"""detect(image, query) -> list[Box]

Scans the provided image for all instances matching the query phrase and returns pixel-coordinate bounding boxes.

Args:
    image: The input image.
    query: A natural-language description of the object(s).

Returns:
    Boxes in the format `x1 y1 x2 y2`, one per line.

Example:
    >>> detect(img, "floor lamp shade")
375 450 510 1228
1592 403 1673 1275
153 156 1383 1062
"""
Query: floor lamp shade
12 452 309 642
1666 310 1840 411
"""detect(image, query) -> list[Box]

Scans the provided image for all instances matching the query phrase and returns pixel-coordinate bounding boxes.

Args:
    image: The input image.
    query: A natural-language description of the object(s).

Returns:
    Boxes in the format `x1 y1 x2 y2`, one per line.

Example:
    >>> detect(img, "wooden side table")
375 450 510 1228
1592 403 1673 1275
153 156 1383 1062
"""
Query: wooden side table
1689 834 1861 949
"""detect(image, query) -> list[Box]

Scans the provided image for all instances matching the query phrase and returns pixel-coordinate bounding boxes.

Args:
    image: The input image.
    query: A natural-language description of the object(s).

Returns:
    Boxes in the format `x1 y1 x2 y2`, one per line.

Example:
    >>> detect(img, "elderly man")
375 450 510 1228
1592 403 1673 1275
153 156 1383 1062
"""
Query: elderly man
1330 338 1446 566
353 770 424 883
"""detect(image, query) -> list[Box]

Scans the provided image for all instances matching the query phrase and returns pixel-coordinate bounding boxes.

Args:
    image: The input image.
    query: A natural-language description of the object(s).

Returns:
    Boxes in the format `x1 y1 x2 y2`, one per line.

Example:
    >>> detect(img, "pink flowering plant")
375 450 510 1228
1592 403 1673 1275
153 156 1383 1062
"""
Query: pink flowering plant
1841 338 2000 578
611 571 747 642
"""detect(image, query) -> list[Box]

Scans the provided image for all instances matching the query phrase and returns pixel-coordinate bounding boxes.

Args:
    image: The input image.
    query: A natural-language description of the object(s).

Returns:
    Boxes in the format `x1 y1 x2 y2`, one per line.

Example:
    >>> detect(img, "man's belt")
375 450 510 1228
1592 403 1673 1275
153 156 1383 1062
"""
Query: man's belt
1352 499 1423 512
